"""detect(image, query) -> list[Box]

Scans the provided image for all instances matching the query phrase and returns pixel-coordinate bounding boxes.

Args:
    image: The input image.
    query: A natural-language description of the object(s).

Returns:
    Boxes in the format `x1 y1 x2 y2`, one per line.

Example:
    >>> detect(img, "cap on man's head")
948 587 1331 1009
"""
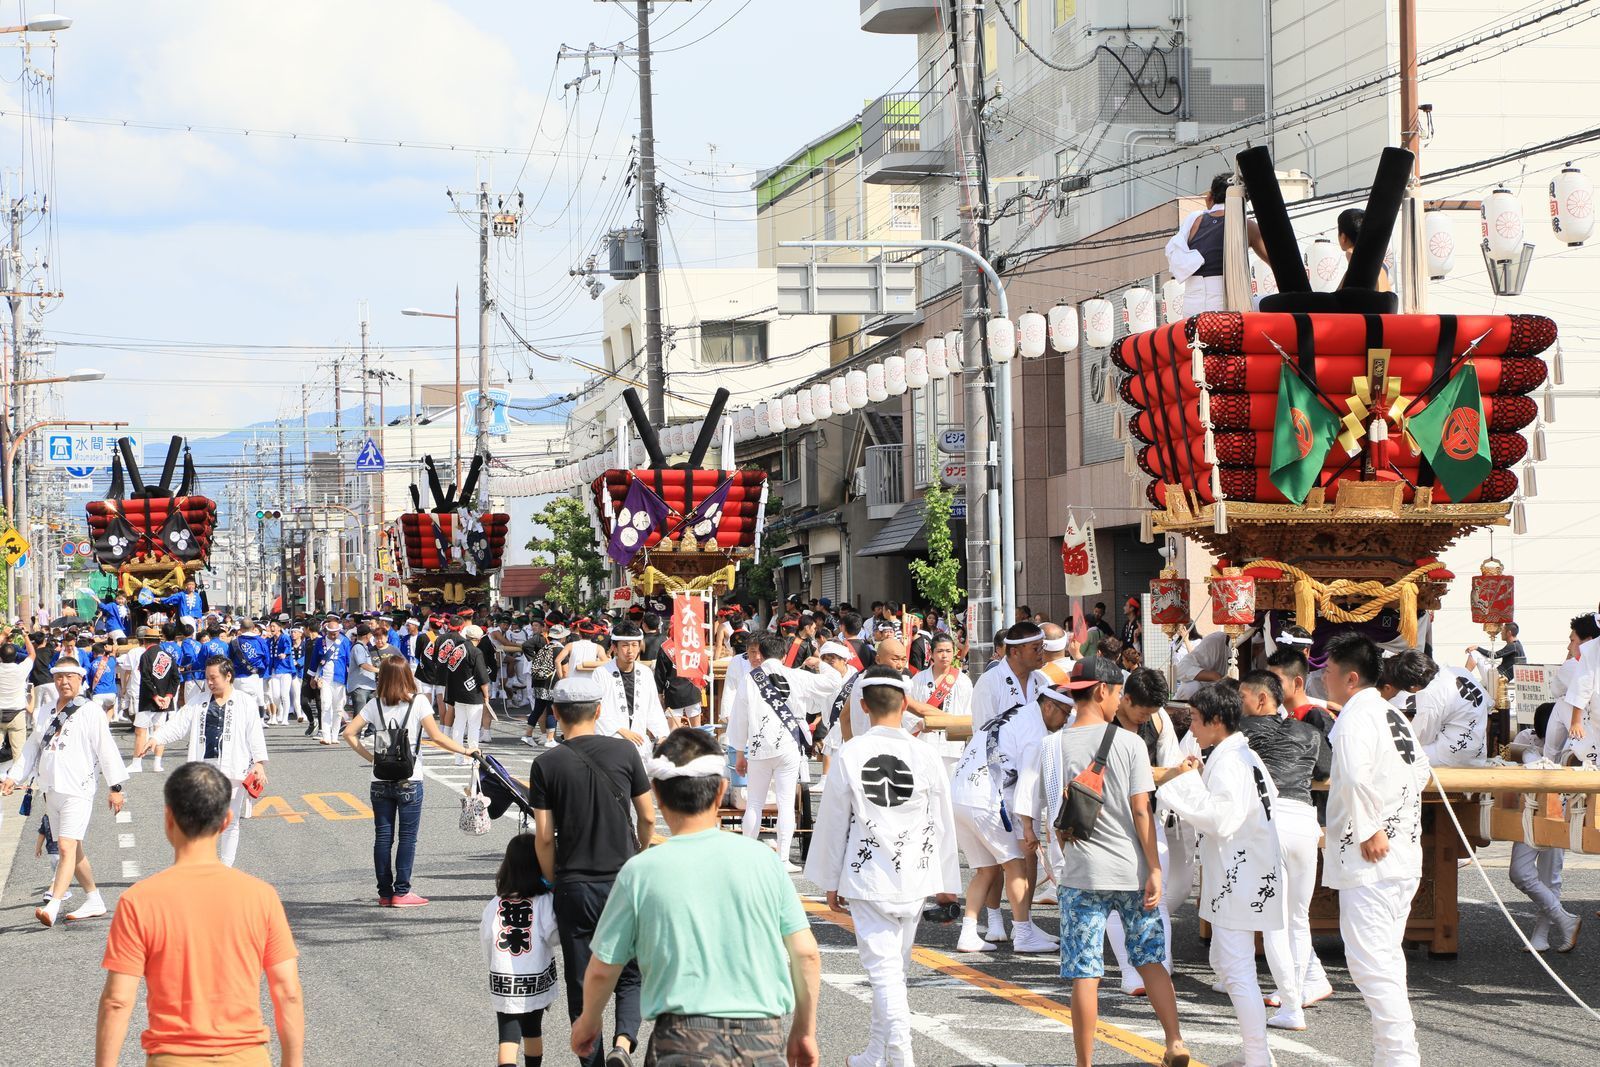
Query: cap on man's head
1064 656 1125 689
551 676 603 705
463 624 484 641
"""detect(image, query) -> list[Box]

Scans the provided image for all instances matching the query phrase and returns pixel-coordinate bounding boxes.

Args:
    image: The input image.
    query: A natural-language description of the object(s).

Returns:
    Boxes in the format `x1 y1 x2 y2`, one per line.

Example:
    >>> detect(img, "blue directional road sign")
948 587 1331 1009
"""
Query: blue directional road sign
65 465 96 479
354 437 385 473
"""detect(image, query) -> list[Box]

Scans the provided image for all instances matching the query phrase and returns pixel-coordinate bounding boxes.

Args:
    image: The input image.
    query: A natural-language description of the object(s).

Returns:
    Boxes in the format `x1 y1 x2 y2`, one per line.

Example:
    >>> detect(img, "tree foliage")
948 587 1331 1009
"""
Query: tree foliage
525 496 606 614
909 478 964 616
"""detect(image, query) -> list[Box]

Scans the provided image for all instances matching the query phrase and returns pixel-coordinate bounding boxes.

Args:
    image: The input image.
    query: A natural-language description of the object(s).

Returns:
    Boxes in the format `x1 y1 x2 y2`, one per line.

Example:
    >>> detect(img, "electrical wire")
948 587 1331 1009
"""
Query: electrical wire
992 0 1181 115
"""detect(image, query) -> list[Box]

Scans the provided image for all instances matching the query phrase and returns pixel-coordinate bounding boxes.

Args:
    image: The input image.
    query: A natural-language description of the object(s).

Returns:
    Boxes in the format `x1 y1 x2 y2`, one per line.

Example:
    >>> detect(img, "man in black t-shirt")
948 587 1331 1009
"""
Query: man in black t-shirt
130 625 183 775
530 676 654 1067
439 624 489 761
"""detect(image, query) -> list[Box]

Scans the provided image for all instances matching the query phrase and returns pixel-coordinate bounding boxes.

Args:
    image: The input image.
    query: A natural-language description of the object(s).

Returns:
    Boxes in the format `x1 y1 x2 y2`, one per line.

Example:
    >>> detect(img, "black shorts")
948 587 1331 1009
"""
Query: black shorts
495 1008 544 1044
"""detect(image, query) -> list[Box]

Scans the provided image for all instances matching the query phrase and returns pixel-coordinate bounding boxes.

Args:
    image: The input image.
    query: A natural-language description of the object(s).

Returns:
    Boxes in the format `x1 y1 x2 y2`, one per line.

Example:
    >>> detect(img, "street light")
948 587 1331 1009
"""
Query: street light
0 14 72 33
401 287 463 483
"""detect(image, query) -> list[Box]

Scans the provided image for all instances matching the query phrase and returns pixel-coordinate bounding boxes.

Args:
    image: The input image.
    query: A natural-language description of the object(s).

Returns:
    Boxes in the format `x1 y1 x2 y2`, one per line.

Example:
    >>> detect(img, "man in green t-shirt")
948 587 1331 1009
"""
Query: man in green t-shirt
573 728 821 1067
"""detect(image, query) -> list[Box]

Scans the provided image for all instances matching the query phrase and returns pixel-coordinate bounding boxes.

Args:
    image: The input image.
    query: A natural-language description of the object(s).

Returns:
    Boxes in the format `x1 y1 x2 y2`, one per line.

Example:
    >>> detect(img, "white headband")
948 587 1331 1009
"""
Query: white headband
611 634 644 643
1038 686 1076 706
1275 632 1313 647
646 754 726 781
859 677 908 692
1042 636 1069 652
817 641 852 660
1004 632 1044 646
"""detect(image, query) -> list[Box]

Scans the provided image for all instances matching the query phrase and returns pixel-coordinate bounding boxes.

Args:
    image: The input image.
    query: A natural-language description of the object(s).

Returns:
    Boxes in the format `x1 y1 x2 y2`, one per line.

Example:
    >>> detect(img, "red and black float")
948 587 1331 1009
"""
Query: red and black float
396 454 510 608
84 435 217 601
586 386 768 594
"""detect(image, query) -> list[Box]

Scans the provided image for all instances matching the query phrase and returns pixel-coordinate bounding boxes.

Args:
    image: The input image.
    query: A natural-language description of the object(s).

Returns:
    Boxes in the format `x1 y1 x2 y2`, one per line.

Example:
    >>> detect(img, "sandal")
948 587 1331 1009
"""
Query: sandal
1161 1044 1191 1067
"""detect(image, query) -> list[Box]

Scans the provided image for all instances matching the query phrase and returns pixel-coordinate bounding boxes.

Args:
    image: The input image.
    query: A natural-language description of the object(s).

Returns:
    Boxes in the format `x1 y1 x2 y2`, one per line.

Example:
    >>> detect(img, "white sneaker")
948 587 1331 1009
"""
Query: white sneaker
1011 923 1058 954
543 737 561 749
1554 911 1582 953
125 761 143 775
1301 977 1334 1006
1526 918 1551 952
519 735 539 748
784 861 802 874
454 756 468 767
67 892 108 922
1267 1008 1307 1031
955 927 997 953
40 888 71 906
35 897 62 927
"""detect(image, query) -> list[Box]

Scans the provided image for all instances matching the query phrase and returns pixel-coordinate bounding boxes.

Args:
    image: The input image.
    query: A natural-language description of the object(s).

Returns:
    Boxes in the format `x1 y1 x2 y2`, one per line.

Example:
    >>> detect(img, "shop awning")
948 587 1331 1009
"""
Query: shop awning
856 499 927 557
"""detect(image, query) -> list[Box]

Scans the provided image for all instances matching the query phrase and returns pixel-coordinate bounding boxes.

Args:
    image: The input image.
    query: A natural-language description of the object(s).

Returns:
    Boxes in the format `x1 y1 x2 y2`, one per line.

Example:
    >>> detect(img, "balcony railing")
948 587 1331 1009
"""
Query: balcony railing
862 93 949 185
864 443 905 519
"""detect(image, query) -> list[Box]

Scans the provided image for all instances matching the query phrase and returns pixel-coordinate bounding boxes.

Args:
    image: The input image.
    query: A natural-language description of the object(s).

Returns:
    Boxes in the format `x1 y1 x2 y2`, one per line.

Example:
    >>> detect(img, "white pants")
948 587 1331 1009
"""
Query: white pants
853 898 922 1067
33 685 57 721
450 701 484 752
1184 273 1226 316
319 681 346 742
1339 877 1421 1067
742 750 802 861
288 675 302 718
1108 823 1172 985
219 780 248 867
267 675 294 723
1509 842 1565 924
183 680 207 707
1263 797 1325 1006
1211 925 1271 1067
235 675 265 708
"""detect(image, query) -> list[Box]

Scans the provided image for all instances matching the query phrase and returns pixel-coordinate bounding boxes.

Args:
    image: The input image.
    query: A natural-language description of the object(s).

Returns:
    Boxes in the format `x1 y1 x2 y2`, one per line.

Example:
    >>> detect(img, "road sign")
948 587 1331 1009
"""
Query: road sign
65 465 95 479
354 438 385 473
44 432 142 468
61 541 76 557
939 461 966 488
67 477 93 493
464 389 511 437
13 552 24 570
1 528 30 565
950 496 967 520
936 427 966 455
79 539 91 555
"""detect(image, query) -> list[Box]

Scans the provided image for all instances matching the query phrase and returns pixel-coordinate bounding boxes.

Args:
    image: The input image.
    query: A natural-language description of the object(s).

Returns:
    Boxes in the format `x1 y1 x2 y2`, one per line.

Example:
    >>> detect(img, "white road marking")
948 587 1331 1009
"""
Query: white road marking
118 833 136 849
121 861 140 879
821 972 1024 1066
115 810 132 824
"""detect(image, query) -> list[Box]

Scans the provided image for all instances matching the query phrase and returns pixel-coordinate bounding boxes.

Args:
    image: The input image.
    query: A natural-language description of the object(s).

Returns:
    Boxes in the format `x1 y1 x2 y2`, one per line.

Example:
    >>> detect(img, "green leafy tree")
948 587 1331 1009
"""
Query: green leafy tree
526 496 606 614
909 478 964 616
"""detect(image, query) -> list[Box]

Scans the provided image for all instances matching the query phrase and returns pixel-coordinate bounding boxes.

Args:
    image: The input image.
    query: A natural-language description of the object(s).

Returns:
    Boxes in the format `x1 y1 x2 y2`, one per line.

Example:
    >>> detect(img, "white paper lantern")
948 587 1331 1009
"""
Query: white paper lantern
1124 287 1157 334
1083 298 1115 348
906 346 929 388
829 376 849 414
884 354 908 395
987 318 1016 364
846 369 869 409
1047 304 1079 350
1551 164 1594 246
737 406 757 440
1482 187 1524 262
1161 280 1185 323
782 393 801 429
1252 258 1279 299
866 363 889 402
1017 310 1048 359
928 344 949 381
1424 210 1455 279
796 389 815 425
1305 238 1344 292
944 331 964 371
811 383 833 419
764 399 786 436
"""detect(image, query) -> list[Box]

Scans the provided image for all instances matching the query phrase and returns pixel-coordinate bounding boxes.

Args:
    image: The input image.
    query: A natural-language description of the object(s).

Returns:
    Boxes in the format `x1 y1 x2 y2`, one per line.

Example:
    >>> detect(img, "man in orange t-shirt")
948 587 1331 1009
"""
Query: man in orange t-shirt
96 762 304 1067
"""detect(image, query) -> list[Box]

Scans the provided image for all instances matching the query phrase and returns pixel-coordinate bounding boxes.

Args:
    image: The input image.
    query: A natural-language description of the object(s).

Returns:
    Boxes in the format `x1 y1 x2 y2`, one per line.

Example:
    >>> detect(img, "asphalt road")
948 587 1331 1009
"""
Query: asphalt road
1 720 1597 1067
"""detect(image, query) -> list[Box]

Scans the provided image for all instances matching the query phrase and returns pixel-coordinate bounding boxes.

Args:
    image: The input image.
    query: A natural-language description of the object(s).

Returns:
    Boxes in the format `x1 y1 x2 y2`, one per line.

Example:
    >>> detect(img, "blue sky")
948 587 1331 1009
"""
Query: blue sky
13 0 911 441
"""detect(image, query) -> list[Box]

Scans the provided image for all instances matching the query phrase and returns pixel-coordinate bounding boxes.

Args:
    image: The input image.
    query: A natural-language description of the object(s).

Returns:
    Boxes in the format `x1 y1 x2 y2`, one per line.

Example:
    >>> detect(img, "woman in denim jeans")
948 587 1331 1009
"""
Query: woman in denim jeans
344 657 479 907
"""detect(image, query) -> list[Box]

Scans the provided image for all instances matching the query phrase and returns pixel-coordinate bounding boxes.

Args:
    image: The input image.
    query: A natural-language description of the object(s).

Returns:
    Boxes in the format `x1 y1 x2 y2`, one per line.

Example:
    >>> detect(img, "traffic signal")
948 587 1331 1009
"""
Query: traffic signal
255 508 283 520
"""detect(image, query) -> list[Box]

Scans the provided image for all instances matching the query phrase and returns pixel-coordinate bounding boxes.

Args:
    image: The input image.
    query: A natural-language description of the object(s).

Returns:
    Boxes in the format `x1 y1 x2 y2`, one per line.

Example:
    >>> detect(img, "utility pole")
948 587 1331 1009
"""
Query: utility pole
635 0 666 427
301 382 311 612
4 198 21 619
333 359 344 610
954 0 1000 675
359 305 373 609
277 422 289 613
476 181 493 507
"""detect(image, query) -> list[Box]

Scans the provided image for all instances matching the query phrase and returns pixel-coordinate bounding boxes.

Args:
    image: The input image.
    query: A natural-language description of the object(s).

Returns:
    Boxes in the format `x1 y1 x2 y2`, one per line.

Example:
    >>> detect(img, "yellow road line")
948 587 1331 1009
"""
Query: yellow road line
803 899 1201 1067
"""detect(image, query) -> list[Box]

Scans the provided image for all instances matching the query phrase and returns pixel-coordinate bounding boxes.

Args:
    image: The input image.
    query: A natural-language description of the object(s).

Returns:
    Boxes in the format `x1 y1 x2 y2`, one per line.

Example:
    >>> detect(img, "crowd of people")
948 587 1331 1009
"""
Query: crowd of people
0 588 1595 1067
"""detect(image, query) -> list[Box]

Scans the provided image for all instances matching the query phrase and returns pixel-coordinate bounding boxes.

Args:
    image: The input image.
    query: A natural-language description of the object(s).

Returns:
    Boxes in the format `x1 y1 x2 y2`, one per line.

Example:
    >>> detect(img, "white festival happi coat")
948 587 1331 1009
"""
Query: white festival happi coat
595 661 671 759
910 666 973 719
1323 687 1432 891
8 697 129 799
968 661 1038 730
1400 666 1489 768
1156 731 1286 931
725 661 838 762
805 725 961 904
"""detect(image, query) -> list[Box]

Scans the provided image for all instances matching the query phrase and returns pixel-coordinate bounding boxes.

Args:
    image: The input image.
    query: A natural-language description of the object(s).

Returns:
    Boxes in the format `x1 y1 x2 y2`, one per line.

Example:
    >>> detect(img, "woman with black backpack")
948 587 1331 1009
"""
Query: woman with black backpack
344 656 480 907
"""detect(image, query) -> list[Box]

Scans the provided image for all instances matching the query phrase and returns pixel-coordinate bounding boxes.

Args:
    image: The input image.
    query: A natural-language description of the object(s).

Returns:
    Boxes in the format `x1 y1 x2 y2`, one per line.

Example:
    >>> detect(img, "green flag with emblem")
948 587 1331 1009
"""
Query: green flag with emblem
1269 366 1340 504
1408 363 1491 502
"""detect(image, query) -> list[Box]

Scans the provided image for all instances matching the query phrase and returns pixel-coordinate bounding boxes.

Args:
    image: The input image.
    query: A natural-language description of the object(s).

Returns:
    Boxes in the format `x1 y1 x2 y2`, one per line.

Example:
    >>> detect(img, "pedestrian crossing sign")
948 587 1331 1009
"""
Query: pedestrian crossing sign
354 438 385 473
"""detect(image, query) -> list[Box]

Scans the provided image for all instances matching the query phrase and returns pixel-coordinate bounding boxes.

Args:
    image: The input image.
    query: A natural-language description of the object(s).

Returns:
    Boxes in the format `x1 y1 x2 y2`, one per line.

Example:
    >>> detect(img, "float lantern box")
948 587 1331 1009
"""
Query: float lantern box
1469 571 1515 627
1208 573 1256 628
1148 575 1190 628
83 435 218 599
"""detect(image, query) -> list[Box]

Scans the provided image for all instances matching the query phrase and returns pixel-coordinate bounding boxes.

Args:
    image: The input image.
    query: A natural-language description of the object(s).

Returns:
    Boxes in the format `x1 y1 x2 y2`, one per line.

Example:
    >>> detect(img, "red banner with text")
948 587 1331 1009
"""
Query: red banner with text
670 592 709 688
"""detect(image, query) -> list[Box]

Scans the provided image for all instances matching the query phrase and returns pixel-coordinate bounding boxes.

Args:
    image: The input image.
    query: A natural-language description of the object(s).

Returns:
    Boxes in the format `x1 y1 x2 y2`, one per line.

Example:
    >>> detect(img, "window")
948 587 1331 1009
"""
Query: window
1053 0 1075 27
700 321 767 364
890 191 919 232
928 213 942 241
1013 0 1028 53
983 18 996 73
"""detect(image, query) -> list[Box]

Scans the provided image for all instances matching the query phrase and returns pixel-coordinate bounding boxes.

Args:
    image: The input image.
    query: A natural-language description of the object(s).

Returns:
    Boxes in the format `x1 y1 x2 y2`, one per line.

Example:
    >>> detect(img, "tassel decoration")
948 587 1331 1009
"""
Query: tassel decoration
1203 429 1218 465
1513 498 1528 535
1399 582 1419 648
1191 347 1206 388
1214 496 1229 535
1124 438 1138 477
1131 477 1146 508
1294 578 1317 634
1533 422 1548 462
1114 409 1126 441
1545 382 1557 423
1139 509 1154 543
1198 389 1212 427
1554 341 1565 386
1210 465 1222 500
1522 461 1538 498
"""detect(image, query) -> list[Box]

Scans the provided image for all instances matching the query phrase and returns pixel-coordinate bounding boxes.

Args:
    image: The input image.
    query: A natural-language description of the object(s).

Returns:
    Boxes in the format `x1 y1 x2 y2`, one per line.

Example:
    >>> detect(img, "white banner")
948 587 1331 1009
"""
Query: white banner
1061 509 1102 597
